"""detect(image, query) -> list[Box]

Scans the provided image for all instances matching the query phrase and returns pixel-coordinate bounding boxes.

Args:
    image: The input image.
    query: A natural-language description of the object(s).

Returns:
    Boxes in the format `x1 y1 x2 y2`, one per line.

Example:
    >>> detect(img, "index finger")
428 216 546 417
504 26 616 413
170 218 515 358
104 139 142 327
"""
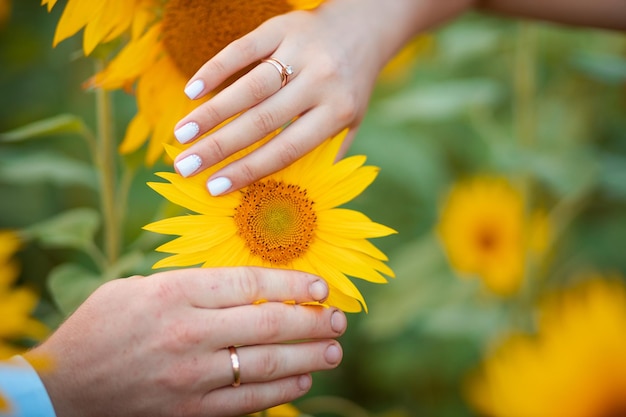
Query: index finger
184 20 283 99
152 267 329 309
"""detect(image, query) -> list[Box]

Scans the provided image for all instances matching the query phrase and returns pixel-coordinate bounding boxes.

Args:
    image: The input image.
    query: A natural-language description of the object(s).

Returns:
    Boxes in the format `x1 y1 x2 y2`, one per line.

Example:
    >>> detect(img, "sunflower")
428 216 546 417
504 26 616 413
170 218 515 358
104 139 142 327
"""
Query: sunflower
0 0 10 28
248 403 300 417
437 176 537 296
43 0 326 164
466 275 626 417
144 129 396 312
0 230 49 360
378 34 433 85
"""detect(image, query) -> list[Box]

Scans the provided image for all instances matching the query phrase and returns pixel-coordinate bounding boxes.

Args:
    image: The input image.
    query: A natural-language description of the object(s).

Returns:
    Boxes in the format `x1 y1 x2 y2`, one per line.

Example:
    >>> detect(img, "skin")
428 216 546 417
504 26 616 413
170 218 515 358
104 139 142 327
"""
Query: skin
172 0 625 195
26 268 346 417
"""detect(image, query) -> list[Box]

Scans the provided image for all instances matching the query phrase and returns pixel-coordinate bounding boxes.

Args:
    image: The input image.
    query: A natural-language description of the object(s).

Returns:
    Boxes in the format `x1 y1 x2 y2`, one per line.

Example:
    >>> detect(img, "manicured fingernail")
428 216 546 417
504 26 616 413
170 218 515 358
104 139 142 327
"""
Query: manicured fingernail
174 122 199 144
331 310 347 334
207 177 232 196
184 79 205 100
324 344 342 365
175 154 202 177
309 280 328 301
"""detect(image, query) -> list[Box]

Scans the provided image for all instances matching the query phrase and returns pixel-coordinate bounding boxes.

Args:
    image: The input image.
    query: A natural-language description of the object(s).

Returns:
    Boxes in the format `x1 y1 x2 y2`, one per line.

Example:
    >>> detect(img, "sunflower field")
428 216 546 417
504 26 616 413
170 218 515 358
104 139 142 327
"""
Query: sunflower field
1 1 626 416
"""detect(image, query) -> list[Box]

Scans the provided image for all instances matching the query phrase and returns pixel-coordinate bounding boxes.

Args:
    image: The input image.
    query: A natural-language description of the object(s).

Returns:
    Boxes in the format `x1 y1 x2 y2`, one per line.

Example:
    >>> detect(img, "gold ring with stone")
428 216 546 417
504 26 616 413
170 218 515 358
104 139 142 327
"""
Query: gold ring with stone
261 57 293 88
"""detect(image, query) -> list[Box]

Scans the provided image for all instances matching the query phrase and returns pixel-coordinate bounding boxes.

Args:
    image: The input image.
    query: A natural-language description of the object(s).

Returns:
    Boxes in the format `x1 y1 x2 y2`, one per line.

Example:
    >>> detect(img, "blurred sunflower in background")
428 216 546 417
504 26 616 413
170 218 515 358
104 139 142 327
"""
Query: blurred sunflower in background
144 129 396 312
0 0 10 29
0 230 49 411
0 230 48 359
42 0 326 164
248 403 300 417
467 275 626 417
437 176 550 296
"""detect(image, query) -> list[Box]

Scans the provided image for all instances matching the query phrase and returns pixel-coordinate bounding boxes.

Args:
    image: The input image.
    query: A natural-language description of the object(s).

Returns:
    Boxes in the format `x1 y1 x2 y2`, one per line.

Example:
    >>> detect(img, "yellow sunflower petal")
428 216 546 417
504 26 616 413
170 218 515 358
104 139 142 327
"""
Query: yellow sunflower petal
157 172 242 209
155 222 235 253
301 249 366 304
324 283 364 313
147 182 234 216
302 155 367 198
119 113 151 155
294 256 365 313
287 0 326 10
315 166 380 211
41 0 57 12
88 24 162 89
83 0 129 55
52 0 103 48
317 209 397 239
144 215 217 235
153 251 213 269
311 241 391 284
316 228 388 260
201 236 252 268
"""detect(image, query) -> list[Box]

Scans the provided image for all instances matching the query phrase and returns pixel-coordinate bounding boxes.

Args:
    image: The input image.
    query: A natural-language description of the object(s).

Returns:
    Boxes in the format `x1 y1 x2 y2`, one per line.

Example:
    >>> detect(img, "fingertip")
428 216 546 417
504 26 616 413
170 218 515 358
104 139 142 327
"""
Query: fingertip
331 310 347 335
309 279 329 302
324 342 343 366
297 374 312 392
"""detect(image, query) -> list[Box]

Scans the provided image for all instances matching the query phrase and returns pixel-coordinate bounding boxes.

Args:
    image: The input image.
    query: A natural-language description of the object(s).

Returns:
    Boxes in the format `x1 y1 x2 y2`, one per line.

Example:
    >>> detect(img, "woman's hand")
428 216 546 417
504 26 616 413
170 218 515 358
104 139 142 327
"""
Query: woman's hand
172 0 404 196
28 267 346 417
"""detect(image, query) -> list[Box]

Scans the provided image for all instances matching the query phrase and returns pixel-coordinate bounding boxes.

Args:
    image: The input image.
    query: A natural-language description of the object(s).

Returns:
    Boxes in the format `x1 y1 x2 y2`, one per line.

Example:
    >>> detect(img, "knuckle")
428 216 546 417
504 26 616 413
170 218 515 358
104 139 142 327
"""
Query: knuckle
335 95 359 124
246 74 271 101
276 141 301 166
200 103 222 126
206 57 227 78
258 350 281 379
251 109 278 135
257 308 282 340
239 389 262 411
237 161 257 185
231 37 258 62
235 269 262 301
151 278 180 303
205 137 228 161
162 320 200 352
316 54 342 82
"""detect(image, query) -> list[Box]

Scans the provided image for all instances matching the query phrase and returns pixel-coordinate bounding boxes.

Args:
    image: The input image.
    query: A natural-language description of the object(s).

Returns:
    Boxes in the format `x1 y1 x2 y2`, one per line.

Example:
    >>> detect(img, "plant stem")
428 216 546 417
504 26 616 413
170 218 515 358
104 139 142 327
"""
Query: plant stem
514 23 536 150
94 60 119 266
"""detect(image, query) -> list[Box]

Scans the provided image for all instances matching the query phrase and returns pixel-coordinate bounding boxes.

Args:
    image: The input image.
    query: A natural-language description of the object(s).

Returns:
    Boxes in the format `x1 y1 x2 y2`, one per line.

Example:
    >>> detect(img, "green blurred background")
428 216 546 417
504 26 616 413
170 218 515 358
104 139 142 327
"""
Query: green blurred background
1 1 625 416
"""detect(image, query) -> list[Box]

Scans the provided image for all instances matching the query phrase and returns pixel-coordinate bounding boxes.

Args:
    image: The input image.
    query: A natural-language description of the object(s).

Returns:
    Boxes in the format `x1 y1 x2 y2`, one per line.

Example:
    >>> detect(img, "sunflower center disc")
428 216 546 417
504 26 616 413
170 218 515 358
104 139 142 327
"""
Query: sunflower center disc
234 180 316 265
161 0 291 78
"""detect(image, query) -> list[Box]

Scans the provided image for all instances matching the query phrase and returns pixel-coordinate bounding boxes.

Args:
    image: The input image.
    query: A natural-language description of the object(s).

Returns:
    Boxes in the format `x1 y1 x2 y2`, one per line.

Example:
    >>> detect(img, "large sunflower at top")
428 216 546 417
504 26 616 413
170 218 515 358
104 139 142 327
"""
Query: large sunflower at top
42 0 325 164
144 129 396 313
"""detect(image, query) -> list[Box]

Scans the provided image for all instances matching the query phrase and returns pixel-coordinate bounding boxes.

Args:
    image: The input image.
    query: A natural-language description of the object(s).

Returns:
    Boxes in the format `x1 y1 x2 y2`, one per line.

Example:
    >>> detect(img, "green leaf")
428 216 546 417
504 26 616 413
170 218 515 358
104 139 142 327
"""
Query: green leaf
375 78 504 123
24 207 101 251
0 151 98 189
47 263 103 315
101 251 146 281
571 51 626 84
0 114 89 143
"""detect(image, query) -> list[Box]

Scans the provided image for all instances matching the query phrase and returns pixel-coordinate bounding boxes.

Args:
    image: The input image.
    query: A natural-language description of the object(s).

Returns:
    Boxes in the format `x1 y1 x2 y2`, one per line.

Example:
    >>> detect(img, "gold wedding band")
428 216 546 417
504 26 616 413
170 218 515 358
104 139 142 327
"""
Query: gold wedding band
261 57 293 88
228 346 241 387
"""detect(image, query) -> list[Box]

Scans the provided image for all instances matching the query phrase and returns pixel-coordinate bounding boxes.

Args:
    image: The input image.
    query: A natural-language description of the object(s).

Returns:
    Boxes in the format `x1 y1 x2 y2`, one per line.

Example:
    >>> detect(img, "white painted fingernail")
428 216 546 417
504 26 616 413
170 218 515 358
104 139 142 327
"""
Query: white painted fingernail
174 122 199 144
175 154 202 177
184 79 205 99
207 177 232 196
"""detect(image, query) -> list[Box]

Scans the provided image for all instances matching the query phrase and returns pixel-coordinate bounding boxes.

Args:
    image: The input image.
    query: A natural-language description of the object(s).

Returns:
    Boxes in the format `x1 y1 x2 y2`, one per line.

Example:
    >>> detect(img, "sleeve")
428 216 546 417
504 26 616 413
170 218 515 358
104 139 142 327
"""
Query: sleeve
0 356 56 417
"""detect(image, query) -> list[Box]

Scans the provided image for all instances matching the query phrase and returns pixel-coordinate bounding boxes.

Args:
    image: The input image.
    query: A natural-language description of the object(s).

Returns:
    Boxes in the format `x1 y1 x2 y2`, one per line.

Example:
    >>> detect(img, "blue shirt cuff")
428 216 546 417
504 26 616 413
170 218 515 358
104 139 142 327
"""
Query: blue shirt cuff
0 356 56 417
